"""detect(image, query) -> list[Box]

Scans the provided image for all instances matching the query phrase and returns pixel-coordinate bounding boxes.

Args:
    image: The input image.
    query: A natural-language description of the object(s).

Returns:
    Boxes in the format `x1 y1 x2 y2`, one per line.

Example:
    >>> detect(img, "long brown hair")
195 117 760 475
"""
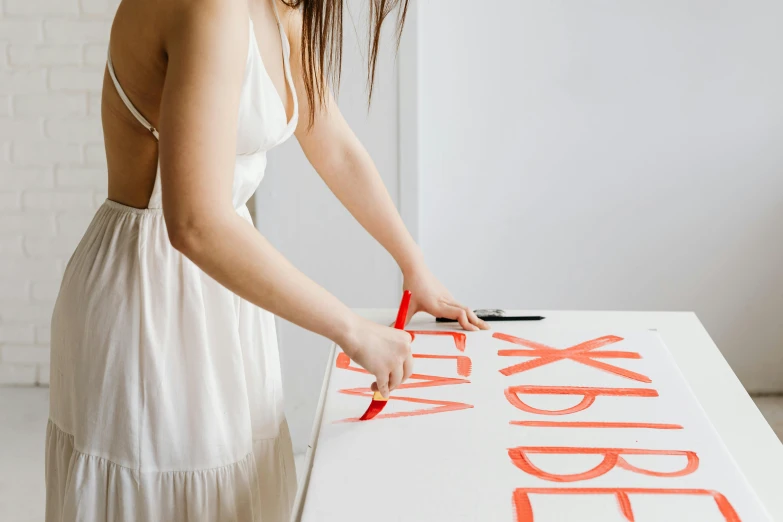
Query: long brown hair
283 0 409 124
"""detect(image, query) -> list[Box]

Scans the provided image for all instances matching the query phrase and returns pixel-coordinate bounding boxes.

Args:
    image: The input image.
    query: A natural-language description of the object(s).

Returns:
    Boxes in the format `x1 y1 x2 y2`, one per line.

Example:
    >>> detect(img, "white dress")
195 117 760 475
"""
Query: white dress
46 11 299 522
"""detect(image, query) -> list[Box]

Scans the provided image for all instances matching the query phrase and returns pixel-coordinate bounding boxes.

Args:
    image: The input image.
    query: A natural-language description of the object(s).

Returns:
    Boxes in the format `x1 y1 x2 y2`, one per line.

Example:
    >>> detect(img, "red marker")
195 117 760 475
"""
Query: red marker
359 290 412 421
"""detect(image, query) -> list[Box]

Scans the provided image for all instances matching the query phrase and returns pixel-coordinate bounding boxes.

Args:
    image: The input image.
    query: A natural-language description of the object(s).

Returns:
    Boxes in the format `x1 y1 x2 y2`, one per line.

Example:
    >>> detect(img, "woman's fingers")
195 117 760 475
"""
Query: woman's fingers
441 301 479 331
464 306 490 330
389 365 403 392
441 301 488 331
402 353 414 384
375 373 390 399
456 308 477 331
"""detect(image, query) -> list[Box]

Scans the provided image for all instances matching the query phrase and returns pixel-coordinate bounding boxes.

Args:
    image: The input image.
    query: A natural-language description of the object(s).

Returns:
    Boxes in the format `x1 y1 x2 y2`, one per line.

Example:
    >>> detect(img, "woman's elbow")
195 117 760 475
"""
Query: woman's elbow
166 214 207 256
165 202 236 257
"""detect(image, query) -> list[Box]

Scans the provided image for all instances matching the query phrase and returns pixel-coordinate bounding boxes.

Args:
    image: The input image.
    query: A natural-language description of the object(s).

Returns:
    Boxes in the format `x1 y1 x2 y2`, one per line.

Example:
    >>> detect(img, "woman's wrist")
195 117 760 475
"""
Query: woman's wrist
330 308 363 352
396 244 426 279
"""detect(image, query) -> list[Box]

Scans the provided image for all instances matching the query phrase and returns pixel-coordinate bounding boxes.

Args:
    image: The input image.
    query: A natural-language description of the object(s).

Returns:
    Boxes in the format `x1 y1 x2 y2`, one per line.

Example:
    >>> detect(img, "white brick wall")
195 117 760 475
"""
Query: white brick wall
0 0 119 385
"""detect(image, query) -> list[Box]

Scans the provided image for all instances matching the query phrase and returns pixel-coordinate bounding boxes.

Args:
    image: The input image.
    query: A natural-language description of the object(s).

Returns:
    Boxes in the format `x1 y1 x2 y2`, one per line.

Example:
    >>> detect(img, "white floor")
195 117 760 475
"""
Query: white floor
1 388 781 522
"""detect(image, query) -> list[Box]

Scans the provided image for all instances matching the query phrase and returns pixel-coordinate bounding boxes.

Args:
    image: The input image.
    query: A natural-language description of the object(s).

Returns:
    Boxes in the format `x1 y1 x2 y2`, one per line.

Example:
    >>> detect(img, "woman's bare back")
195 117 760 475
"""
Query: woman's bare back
104 0 294 209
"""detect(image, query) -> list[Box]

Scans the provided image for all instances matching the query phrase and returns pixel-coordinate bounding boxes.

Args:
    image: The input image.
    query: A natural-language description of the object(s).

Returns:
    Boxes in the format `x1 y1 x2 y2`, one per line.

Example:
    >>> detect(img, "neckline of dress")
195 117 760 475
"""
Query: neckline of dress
248 12 298 129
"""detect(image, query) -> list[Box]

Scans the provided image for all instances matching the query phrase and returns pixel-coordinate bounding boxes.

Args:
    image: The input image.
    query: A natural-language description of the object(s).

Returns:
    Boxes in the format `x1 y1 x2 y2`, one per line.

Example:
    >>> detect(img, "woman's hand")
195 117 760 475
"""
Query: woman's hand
340 317 414 399
403 265 490 331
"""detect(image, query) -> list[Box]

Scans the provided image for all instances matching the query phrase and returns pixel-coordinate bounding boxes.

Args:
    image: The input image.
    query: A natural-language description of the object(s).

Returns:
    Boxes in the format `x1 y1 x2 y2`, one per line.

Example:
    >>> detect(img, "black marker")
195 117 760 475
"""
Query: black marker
436 309 545 322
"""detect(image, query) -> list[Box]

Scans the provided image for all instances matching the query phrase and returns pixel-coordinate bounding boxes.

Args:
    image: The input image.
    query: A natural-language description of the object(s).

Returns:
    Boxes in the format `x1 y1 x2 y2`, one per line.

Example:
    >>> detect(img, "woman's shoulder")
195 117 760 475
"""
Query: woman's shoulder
159 0 250 39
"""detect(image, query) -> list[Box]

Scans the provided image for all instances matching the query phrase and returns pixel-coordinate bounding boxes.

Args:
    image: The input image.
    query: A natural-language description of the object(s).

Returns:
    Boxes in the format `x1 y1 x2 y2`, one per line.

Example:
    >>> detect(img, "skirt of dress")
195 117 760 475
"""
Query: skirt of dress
46 200 296 522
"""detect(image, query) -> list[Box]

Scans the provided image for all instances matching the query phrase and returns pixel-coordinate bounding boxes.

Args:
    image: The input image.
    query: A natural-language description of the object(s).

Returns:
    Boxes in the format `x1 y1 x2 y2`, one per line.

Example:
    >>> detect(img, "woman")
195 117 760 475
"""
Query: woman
46 0 488 520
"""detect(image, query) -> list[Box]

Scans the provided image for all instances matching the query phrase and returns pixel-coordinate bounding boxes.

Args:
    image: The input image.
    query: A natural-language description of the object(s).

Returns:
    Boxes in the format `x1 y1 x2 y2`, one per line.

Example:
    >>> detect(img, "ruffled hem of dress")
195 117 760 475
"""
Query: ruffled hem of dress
45 419 266 521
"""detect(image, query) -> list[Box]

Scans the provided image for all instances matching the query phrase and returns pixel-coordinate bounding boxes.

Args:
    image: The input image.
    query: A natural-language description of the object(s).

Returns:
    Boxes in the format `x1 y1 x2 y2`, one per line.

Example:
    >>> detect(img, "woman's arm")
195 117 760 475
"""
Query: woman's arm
156 0 412 398
286 16 420 277
297 95 426 273
284 9 488 331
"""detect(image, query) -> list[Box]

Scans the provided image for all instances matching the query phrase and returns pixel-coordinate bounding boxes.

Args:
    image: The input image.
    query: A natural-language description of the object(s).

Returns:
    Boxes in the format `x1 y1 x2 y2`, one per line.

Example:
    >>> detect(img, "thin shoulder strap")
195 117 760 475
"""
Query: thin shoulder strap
106 49 159 140
270 0 283 26
270 0 299 127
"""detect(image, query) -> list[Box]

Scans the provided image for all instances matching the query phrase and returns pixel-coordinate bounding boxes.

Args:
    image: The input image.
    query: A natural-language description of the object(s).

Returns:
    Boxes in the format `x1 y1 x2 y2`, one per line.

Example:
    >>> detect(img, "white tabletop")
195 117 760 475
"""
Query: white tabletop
295 309 783 520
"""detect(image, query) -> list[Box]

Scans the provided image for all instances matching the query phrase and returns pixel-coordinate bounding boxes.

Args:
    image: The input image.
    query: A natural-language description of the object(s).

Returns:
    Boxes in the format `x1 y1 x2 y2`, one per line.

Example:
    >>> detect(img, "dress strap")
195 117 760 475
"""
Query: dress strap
106 49 160 140
270 0 299 130
270 0 284 26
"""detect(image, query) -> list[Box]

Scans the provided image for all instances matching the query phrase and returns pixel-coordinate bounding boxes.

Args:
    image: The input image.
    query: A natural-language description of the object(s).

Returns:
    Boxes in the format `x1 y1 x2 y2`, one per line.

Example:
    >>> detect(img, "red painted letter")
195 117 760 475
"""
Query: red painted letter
408 330 467 352
494 332 651 383
337 389 473 422
513 488 741 522
510 420 683 430
504 385 658 415
508 447 698 482
334 333 474 422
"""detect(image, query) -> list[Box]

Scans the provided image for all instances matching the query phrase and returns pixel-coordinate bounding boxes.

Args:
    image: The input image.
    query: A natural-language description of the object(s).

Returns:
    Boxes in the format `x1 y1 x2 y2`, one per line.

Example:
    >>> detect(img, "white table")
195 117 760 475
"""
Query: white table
293 310 783 521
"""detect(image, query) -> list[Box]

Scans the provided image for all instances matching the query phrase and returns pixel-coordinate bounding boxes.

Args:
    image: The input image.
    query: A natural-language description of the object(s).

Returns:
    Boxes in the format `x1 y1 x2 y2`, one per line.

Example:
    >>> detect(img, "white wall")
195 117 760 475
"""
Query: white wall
5 0 779 455
417 1 783 391
0 0 117 385
256 1 402 452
